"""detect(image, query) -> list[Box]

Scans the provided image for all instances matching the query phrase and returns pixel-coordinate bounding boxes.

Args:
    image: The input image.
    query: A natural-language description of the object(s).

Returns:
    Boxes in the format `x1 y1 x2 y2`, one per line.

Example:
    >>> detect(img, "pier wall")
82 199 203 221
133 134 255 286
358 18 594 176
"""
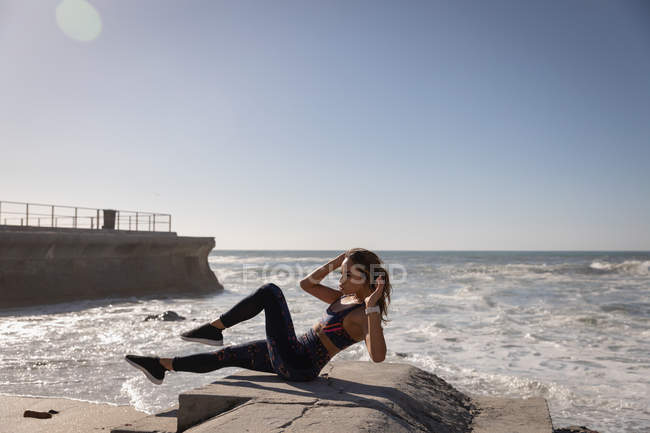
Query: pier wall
0 226 223 308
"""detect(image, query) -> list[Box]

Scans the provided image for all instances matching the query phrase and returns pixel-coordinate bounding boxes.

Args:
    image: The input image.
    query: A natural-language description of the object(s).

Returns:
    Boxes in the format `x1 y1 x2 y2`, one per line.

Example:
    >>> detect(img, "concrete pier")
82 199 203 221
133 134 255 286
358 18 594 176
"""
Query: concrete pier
0 225 223 309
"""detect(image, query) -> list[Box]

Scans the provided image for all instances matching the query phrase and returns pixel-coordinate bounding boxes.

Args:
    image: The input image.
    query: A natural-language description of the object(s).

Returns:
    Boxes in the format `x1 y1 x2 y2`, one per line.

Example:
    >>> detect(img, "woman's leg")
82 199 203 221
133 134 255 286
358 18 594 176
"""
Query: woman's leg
182 281 286 343
218 283 291 328
171 339 274 374
242 283 315 379
176 283 316 379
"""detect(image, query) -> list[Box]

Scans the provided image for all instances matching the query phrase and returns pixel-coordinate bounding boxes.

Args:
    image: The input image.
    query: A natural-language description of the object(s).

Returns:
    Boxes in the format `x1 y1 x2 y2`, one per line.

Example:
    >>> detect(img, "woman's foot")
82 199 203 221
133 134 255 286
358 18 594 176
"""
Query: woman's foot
125 355 166 385
180 323 223 346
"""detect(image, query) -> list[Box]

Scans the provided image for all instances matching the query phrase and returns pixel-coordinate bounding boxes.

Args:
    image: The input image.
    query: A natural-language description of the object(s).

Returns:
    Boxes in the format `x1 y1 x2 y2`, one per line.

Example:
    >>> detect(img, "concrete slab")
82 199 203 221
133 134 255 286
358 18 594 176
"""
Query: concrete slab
110 361 554 433
175 361 474 432
470 396 553 433
186 401 416 433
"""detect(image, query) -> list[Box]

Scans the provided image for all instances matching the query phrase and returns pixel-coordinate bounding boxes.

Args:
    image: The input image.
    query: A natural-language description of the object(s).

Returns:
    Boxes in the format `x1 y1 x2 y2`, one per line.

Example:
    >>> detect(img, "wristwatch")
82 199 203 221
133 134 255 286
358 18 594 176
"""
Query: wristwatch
365 305 380 315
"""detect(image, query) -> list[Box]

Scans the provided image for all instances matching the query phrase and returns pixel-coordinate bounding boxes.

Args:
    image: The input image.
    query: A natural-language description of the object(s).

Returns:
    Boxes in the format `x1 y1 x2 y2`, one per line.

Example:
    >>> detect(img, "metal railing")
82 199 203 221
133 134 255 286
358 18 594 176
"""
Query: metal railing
0 200 172 232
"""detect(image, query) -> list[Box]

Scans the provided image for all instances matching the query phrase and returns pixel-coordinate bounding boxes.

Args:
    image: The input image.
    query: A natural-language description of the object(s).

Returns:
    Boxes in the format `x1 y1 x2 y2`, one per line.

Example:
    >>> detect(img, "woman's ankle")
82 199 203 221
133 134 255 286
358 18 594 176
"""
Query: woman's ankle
210 319 226 330
159 358 174 371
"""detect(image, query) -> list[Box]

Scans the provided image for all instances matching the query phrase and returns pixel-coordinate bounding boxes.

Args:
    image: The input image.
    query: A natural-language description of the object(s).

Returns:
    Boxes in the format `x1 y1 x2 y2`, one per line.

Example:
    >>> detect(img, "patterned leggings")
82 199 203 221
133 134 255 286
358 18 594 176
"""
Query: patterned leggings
172 283 331 381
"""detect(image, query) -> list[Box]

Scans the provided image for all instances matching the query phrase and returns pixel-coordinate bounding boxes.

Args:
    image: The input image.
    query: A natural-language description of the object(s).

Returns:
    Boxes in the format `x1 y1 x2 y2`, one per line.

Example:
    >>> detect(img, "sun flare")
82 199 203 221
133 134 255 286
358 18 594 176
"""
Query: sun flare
55 0 102 42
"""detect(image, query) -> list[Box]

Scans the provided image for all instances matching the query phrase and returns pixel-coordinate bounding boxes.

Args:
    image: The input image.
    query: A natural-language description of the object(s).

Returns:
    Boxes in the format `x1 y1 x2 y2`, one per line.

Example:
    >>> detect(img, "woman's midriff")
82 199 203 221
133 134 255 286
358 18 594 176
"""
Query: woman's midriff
312 323 342 358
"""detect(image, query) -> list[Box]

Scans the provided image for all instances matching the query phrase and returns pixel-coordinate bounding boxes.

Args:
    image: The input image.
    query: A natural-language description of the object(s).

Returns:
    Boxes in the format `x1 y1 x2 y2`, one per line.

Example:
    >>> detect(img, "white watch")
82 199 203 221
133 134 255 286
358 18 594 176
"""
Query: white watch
365 305 380 315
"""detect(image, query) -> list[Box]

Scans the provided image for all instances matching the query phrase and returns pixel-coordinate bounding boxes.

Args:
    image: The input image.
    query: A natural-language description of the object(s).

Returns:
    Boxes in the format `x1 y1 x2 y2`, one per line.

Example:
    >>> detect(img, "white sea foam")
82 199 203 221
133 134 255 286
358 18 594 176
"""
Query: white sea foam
589 260 650 275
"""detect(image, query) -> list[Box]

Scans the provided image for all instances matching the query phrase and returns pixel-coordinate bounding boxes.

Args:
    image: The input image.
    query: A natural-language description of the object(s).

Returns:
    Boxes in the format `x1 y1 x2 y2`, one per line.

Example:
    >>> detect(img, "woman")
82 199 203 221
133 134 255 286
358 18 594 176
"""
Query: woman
125 248 391 384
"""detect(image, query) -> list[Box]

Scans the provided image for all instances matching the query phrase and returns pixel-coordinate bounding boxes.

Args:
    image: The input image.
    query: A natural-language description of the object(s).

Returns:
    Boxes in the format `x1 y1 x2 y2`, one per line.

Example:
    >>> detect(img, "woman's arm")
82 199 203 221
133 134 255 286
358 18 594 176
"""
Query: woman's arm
364 276 387 362
299 253 345 304
364 312 386 362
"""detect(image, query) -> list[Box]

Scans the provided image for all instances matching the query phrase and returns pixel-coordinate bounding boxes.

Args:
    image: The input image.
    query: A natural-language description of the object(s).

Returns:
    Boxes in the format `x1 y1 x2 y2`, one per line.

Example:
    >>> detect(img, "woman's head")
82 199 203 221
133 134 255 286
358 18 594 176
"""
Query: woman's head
338 248 391 323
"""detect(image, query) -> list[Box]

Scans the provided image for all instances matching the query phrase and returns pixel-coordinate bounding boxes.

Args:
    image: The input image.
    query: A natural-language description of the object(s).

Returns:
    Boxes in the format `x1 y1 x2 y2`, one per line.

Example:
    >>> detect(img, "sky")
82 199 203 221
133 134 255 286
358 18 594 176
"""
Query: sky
1 0 649 250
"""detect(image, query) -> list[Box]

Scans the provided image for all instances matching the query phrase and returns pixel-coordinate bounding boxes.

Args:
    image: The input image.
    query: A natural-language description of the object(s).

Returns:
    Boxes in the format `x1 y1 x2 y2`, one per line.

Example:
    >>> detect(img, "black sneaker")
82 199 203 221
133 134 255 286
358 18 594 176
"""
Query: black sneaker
125 355 166 385
180 323 224 346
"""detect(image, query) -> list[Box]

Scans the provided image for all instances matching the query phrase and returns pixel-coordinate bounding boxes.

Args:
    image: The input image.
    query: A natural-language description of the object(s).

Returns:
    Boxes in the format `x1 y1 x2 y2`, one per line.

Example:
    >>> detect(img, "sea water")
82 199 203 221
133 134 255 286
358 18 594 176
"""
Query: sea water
1 251 648 432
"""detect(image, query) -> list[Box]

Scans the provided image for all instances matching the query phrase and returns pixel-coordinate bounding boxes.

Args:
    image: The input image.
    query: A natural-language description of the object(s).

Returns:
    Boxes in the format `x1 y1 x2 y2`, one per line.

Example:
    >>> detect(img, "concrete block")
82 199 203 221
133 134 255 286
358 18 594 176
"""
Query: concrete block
174 361 474 432
177 395 251 432
110 361 553 433
470 396 553 433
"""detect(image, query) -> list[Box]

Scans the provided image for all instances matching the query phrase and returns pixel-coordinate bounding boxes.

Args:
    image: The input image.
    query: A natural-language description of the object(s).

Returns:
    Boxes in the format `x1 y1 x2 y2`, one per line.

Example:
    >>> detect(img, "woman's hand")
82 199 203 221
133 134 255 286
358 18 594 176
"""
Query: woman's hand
332 252 347 270
364 275 385 308
302 252 345 286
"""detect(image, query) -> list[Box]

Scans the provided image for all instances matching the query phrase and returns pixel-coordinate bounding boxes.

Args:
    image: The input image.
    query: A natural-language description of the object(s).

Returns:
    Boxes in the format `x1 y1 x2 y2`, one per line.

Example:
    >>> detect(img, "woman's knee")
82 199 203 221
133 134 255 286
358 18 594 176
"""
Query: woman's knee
256 282 283 297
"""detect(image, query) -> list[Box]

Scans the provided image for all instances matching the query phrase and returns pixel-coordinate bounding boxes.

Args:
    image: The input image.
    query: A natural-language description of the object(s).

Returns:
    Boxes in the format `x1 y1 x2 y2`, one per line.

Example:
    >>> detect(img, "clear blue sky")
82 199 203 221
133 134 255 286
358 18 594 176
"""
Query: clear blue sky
1 0 649 250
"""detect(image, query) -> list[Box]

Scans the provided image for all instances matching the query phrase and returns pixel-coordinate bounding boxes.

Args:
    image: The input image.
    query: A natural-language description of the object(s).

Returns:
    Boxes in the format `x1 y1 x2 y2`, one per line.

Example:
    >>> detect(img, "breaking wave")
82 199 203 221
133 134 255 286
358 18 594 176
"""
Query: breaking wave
589 260 650 275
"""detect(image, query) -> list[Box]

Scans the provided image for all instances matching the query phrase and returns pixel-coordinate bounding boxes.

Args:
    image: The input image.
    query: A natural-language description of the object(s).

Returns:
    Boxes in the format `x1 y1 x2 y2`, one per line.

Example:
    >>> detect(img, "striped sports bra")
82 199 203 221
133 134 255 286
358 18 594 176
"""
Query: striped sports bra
318 300 364 350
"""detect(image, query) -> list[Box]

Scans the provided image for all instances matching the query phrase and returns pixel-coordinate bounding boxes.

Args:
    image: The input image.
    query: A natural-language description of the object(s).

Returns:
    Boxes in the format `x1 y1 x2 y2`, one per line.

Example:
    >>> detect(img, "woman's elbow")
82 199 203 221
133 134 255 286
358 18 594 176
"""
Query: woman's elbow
370 353 385 363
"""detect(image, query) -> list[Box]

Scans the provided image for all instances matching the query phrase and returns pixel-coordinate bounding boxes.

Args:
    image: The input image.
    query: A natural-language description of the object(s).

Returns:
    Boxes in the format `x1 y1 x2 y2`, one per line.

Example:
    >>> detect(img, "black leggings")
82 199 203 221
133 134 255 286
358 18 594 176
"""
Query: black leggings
172 283 330 381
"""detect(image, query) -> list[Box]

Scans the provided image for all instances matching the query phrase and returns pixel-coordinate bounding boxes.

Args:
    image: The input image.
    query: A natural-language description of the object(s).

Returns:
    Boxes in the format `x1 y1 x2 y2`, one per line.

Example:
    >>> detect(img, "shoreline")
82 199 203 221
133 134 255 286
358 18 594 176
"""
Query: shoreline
0 394 147 433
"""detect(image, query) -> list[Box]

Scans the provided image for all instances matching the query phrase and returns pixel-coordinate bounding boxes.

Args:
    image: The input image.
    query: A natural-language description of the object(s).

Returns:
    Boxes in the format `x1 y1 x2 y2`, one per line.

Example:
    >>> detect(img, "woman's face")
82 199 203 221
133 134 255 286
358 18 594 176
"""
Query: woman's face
338 258 369 296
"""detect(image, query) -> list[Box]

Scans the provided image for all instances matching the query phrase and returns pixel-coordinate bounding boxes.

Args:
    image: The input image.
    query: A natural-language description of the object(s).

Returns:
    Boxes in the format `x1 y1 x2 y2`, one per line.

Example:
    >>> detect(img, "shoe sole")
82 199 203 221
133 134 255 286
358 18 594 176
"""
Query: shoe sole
125 357 164 385
180 335 224 346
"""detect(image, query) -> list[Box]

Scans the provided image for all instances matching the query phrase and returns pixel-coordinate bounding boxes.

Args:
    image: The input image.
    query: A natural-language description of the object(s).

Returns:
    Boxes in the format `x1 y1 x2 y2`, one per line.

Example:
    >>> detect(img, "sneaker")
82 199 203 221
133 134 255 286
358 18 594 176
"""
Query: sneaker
125 355 166 385
180 323 224 346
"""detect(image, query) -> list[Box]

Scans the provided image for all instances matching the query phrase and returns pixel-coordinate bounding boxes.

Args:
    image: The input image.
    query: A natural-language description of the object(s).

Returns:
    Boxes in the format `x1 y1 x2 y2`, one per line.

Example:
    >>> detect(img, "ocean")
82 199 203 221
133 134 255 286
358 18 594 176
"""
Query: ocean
1 250 648 432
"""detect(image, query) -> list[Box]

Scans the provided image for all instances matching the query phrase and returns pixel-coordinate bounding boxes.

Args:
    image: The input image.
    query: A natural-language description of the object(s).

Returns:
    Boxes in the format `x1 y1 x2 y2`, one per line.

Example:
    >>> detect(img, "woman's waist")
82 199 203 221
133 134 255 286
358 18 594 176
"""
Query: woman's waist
309 323 344 357
300 327 336 361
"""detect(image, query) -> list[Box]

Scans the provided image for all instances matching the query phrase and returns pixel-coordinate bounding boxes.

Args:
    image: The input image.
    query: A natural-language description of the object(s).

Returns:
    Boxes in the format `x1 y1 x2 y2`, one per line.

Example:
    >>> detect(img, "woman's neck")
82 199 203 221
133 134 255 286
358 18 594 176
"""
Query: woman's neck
348 289 370 304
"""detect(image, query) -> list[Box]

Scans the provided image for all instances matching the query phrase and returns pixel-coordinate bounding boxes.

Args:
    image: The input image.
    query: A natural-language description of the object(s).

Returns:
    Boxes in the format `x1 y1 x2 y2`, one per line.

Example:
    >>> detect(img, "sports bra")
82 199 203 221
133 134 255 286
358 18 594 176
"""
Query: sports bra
317 299 364 350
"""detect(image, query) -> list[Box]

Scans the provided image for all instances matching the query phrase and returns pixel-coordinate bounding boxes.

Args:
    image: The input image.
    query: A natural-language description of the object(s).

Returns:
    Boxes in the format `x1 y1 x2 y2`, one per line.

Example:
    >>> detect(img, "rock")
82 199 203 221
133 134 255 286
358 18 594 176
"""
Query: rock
23 410 52 419
554 427 601 433
144 311 186 321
